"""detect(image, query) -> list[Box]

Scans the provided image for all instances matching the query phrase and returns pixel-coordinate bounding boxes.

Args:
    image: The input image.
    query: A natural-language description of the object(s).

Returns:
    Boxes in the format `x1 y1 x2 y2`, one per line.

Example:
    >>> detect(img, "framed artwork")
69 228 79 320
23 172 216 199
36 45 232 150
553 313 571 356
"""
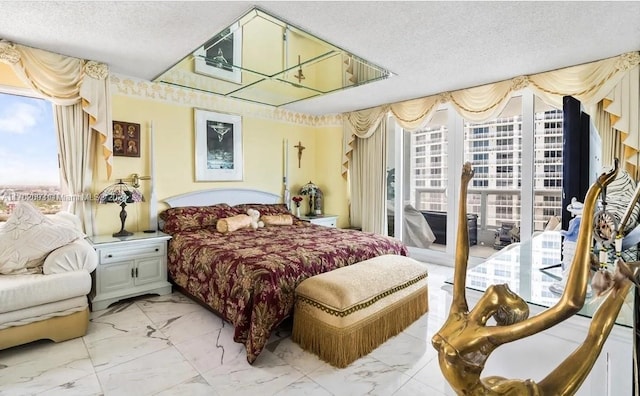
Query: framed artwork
194 109 243 181
193 22 242 84
112 121 140 158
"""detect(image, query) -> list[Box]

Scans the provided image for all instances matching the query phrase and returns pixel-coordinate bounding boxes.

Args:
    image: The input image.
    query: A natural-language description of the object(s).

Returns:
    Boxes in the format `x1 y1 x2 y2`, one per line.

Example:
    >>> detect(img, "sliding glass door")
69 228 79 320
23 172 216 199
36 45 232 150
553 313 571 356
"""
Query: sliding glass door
389 90 565 265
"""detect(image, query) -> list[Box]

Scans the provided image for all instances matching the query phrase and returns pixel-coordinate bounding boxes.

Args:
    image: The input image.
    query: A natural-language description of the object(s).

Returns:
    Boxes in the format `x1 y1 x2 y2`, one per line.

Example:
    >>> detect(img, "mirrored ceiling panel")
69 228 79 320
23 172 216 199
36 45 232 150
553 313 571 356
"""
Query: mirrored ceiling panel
154 7 393 107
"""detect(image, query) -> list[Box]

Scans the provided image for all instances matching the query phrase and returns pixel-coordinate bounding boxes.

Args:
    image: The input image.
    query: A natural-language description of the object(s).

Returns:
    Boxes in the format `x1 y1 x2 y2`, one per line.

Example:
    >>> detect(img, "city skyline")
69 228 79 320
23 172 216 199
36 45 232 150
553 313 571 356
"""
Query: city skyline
0 92 59 186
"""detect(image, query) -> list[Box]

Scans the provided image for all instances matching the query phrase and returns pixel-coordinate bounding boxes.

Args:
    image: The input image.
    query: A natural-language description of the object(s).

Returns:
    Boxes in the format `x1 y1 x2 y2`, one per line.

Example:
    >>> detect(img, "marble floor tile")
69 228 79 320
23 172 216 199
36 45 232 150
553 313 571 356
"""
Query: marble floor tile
369 331 438 377
264 336 328 376
272 375 333 395
154 375 222 396
392 377 448 396
1 261 458 396
35 373 103 396
96 346 199 396
173 324 247 374
199 349 306 396
306 355 413 396
0 339 95 396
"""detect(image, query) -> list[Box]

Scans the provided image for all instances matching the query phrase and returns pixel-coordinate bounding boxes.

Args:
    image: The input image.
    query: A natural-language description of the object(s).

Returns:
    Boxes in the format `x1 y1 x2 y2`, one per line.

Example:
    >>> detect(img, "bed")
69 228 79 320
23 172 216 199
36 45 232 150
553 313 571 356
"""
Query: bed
159 188 408 364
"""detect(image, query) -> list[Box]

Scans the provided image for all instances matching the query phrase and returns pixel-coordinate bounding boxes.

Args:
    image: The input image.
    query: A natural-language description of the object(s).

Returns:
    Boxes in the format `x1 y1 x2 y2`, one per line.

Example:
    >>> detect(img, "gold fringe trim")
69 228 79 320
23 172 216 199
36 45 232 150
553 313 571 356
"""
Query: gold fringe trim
297 273 428 317
292 286 429 368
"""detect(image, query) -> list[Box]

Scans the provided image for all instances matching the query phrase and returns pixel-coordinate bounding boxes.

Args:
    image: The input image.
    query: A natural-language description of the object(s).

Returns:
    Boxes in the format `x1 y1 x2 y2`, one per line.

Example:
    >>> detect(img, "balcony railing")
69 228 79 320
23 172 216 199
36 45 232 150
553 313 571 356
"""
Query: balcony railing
413 187 563 232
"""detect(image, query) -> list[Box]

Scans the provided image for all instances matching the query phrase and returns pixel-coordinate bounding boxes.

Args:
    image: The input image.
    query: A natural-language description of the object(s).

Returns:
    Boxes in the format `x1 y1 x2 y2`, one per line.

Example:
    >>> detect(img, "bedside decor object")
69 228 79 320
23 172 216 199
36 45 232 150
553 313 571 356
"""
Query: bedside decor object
97 180 144 237
300 181 319 216
112 121 140 158
194 109 243 181
292 195 303 217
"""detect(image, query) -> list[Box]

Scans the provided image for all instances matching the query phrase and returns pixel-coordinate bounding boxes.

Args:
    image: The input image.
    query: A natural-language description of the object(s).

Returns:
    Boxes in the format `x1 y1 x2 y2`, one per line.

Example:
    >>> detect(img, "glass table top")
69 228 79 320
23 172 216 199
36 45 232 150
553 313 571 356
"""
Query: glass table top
447 231 636 328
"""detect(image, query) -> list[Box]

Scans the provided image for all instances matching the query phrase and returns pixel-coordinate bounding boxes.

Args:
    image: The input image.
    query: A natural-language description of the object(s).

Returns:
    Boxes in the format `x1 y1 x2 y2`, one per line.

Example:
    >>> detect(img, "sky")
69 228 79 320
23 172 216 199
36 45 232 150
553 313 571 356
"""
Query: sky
0 92 59 186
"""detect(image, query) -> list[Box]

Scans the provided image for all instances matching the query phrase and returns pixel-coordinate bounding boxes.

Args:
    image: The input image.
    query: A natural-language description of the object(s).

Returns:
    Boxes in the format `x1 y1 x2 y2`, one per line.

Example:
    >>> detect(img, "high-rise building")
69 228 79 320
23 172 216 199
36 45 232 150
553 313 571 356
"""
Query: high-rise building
410 109 563 239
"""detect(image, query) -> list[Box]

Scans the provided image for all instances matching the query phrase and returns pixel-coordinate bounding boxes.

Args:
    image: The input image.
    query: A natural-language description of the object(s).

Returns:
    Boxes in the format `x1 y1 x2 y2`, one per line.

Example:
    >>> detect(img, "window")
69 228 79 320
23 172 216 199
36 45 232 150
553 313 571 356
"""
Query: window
473 180 488 187
473 153 488 162
0 91 59 221
390 92 566 260
544 179 561 187
496 124 514 133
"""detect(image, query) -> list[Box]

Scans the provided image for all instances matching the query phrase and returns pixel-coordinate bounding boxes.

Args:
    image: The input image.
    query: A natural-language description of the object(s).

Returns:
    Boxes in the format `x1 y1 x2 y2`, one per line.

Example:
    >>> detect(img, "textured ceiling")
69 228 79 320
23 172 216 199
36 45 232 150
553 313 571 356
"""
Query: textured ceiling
1 1 639 115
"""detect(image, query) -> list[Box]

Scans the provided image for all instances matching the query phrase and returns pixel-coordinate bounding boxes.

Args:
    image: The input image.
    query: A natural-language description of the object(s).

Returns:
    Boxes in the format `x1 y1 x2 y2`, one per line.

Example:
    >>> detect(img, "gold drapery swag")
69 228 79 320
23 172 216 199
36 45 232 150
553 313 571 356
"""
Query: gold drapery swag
342 51 640 177
0 40 113 178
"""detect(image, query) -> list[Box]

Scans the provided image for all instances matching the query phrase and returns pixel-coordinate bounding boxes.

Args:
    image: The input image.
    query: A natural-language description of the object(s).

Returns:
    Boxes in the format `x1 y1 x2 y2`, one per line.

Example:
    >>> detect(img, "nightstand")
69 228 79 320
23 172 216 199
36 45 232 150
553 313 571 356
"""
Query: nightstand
88 231 172 311
299 214 338 228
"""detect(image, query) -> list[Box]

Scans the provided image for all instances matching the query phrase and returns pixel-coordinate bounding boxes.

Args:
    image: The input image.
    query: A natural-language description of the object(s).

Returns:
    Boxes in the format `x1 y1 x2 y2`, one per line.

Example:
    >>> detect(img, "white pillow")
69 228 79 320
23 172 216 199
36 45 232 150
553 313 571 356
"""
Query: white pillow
0 202 84 275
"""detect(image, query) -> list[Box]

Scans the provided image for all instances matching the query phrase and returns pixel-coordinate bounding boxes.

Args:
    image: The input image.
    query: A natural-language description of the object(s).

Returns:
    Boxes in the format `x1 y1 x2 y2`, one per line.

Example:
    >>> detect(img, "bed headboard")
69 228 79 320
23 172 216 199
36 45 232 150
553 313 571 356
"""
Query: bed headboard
163 188 281 208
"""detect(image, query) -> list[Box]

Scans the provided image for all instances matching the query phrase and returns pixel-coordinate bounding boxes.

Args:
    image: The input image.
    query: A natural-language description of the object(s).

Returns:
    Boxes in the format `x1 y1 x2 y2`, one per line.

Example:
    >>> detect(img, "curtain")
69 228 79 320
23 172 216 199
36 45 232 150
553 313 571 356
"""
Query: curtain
0 40 112 234
350 121 387 233
55 104 95 235
593 101 623 172
343 51 640 176
602 65 640 178
342 52 640 232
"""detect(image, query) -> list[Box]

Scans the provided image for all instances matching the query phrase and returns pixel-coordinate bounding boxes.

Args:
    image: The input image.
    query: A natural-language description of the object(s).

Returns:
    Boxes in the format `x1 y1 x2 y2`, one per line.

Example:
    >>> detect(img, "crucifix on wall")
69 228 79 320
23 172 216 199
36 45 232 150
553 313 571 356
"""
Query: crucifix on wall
294 141 306 168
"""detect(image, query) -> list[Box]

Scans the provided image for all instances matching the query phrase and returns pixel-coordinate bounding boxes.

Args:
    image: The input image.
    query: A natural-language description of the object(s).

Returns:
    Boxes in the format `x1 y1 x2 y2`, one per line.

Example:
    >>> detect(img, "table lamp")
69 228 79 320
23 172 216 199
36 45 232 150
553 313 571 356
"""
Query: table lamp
300 181 319 216
97 179 144 237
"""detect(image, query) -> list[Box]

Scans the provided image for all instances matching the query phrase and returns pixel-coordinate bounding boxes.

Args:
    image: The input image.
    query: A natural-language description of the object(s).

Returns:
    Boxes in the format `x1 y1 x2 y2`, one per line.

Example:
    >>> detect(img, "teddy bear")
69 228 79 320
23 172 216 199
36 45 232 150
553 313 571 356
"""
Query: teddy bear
246 208 264 230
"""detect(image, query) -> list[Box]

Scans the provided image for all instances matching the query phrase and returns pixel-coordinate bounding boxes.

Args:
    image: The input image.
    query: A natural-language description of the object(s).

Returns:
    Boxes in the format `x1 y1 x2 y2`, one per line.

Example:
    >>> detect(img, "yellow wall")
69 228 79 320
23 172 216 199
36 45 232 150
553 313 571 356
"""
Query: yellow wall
95 89 349 234
0 65 349 234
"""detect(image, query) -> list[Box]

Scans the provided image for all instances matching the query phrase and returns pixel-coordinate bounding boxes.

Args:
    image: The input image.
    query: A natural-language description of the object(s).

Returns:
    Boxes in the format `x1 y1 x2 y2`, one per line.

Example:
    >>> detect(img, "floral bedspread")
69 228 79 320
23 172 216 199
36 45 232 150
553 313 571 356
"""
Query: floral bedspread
167 222 408 363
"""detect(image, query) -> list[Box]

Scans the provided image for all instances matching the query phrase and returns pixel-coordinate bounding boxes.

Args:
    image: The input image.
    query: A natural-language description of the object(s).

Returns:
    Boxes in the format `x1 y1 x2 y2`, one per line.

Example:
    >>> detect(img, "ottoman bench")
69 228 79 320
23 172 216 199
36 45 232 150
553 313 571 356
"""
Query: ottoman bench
292 254 429 368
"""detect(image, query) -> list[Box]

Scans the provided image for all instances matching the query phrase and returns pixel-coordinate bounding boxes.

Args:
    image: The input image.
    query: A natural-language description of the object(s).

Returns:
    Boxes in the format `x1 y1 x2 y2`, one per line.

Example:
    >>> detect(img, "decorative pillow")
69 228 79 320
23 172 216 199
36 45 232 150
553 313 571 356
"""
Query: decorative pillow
0 202 84 275
261 214 294 226
233 203 290 217
160 204 236 233
216 214 252 234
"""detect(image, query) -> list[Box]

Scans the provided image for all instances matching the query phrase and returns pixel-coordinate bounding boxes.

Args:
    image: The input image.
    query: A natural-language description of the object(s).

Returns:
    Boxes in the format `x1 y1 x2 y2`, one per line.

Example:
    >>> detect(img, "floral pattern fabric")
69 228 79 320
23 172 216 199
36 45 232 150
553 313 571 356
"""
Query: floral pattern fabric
166 223 408 363
160 204 237 233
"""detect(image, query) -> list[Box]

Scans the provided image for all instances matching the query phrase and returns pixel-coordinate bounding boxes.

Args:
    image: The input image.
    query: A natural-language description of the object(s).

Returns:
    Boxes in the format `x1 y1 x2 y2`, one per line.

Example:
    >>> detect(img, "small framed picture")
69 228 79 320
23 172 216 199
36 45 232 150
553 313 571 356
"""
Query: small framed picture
113 121 140 158
193 22 242 84
194 109 243 181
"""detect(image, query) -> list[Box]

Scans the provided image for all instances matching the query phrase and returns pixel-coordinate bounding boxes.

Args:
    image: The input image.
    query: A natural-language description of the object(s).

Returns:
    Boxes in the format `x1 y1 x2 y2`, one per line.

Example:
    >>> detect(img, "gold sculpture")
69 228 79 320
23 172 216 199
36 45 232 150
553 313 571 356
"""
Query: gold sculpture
432 160 638 395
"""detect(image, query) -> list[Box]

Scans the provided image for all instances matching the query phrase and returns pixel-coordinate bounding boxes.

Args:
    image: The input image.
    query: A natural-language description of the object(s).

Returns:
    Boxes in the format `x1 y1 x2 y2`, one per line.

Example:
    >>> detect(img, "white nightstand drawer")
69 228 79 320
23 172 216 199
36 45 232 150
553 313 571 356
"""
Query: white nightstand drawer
299 214 338 228
99 242 165 264
311 217 337 227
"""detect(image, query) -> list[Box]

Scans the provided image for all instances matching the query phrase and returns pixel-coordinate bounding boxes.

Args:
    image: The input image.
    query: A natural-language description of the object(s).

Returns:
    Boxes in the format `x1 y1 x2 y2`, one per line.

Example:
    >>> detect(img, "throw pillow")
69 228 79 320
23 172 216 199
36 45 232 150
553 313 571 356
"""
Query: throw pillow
216 214 252 234
261 214 294 226
0 202 84 275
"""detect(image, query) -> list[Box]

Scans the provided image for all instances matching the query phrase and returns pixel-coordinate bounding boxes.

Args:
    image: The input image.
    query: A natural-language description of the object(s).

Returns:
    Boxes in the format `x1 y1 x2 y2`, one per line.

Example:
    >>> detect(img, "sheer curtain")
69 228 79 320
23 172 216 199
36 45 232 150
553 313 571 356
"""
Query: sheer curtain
0 40 112 234
349 121 387 233
55 104 95 235
343 51 640 232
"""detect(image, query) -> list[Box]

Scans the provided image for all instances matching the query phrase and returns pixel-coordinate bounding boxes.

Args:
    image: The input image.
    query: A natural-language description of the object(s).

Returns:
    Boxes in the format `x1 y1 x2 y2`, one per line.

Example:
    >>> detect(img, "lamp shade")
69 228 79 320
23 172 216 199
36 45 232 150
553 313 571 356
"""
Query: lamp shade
97 180 144 205
97 180 144 237
299 181 318 197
